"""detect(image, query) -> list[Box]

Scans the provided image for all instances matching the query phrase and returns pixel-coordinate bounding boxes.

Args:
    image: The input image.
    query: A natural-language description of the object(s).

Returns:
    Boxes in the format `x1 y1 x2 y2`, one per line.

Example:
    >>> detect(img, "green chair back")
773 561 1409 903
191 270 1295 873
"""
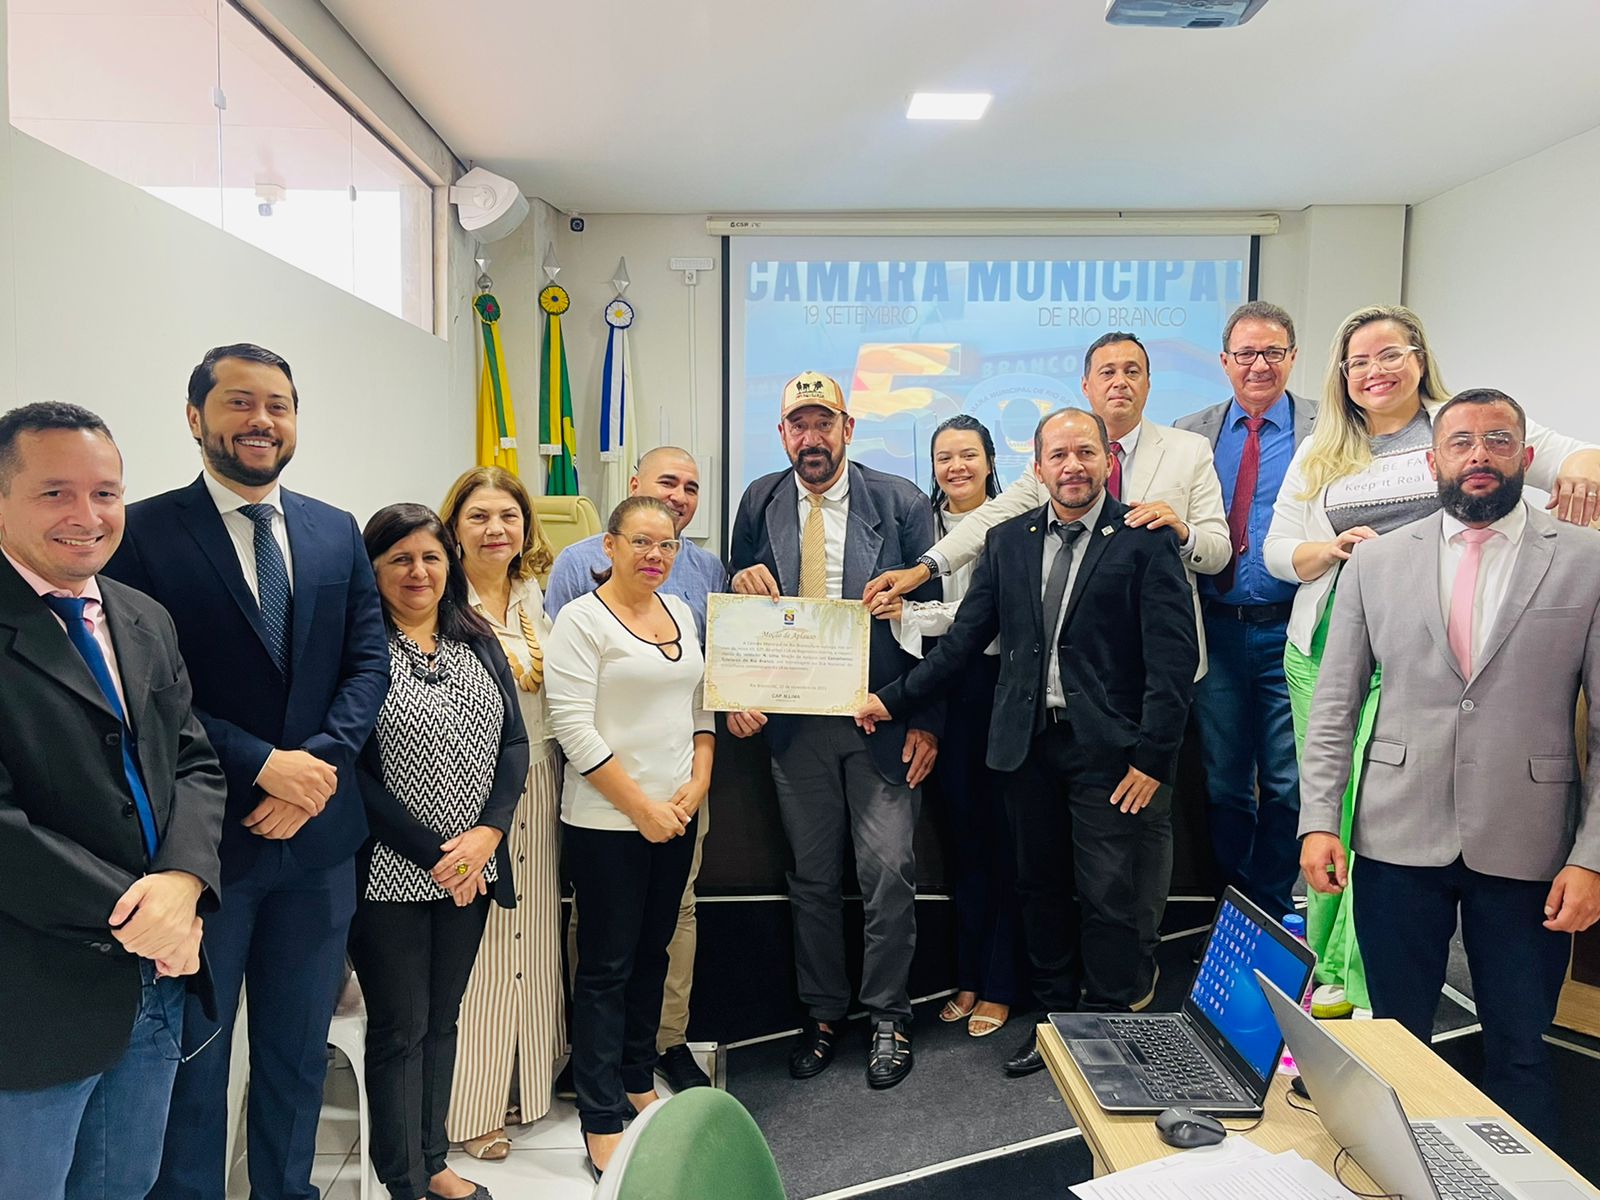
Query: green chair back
613 1089 785 1200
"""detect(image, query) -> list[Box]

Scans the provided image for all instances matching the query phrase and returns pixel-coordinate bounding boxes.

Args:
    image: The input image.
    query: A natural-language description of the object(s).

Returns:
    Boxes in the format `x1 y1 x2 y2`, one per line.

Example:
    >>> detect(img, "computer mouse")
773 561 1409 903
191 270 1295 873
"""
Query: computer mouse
1154 1106 1228 1149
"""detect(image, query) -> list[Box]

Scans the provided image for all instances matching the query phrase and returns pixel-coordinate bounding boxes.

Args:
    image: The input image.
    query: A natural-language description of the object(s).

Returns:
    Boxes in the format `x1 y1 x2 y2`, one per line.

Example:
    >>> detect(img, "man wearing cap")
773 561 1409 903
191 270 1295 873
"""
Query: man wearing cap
728 371 943 1090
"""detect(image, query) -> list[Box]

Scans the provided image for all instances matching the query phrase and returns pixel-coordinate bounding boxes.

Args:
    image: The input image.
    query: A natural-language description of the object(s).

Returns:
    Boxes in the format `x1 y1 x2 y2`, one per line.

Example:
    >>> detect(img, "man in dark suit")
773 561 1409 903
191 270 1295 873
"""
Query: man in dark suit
0 402 225 1200
105 345 389 1200
1174 301 1317 923
727 370 943 1090
859 408 1198 1076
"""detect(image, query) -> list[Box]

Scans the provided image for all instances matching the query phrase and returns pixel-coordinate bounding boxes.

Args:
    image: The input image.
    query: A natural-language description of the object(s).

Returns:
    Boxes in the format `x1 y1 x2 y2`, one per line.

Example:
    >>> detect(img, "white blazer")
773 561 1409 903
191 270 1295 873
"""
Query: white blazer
1264 399 1593 655
926 420 1229 678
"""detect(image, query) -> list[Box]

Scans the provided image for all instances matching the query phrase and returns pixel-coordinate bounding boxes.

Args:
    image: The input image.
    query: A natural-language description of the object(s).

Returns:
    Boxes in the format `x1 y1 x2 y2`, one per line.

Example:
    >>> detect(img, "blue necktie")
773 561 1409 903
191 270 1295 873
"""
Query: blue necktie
240 503 292 676
42 595 159 858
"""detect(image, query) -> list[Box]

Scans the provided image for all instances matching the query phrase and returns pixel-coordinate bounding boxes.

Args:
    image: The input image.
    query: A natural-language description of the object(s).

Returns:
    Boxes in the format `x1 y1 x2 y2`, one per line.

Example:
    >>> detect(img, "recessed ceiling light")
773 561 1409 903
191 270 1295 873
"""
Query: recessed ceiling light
906 92 992 121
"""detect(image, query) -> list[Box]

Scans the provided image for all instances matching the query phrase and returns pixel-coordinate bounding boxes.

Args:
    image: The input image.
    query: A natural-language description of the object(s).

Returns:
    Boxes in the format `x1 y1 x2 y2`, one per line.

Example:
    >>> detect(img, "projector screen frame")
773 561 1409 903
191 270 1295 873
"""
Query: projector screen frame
717 232 1262 555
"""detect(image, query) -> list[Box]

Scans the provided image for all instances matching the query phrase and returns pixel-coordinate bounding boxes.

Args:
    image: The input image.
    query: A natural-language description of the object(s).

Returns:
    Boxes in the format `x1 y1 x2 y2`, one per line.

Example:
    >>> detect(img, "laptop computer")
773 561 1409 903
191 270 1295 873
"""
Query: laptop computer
1255 969 1597 1200
1048 886 1315 1114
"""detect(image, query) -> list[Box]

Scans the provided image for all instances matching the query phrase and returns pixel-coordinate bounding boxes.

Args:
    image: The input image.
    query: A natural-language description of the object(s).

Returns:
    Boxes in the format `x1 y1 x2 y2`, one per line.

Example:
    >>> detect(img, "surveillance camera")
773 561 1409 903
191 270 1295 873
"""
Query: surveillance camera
257 202 274 218
569 216 585 233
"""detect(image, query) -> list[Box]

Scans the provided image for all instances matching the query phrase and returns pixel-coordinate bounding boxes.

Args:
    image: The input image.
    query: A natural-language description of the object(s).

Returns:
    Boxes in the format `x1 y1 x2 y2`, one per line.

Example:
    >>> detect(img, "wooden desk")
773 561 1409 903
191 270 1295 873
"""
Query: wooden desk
1040 1019 1587 1194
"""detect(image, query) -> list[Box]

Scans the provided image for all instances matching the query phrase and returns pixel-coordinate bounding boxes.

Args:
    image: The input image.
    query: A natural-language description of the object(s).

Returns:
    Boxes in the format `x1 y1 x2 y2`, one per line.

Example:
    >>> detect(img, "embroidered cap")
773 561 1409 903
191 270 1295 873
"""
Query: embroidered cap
781 371 847 417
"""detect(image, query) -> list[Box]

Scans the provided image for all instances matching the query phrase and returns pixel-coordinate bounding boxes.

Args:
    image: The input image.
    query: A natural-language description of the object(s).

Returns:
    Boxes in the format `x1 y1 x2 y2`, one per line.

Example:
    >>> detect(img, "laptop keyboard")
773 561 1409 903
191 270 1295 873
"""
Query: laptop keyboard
1411 1123 1515 1200
1101 1017 1241 1103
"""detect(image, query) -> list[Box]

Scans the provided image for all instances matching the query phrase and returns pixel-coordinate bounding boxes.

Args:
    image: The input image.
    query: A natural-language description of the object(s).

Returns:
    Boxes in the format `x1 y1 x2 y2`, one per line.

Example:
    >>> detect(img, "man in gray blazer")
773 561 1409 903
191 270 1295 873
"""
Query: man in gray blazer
728 371 943 1090
1299 388 1600 1139
1175 302 1317 925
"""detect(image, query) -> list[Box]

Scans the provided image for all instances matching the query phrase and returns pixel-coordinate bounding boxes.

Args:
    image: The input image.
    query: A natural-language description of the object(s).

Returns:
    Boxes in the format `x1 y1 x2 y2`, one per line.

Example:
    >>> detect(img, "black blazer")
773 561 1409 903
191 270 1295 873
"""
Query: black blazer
728 461 945 786
0 555 226 1089
355 634 530 908
878 495 1199 780
105 476 390 881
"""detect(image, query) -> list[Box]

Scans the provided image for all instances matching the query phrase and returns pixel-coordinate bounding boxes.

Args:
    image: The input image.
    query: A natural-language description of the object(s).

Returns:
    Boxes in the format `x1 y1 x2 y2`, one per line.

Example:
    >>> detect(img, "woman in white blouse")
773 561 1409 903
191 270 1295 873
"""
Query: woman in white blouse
438 467 565 1160
877 415 1025 1039
544 496 714 1179
1264 304 1600 1012
351 504 529 1200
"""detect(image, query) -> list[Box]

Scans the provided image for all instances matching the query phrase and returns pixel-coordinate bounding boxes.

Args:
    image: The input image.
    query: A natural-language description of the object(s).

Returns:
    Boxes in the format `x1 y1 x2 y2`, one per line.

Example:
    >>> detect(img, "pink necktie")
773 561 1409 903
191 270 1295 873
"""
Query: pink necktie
1447 527 1497 678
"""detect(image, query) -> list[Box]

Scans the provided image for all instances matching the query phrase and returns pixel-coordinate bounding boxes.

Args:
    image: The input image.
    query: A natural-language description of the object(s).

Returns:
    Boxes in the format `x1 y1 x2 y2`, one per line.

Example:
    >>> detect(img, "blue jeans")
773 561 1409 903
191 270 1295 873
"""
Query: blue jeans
1192 610 1301 919
0 959 185 1200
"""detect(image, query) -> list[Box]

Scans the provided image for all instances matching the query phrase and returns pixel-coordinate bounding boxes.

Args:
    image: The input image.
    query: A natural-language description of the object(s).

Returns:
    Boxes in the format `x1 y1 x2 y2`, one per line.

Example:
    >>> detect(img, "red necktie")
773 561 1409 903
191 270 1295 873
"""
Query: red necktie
1216 416 1265 596
1108 441 1124 501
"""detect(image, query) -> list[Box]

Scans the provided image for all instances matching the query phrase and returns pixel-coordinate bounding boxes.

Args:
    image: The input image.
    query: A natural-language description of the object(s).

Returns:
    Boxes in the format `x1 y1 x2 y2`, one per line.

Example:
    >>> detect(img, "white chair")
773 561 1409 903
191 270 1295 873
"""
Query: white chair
325 973 379 1200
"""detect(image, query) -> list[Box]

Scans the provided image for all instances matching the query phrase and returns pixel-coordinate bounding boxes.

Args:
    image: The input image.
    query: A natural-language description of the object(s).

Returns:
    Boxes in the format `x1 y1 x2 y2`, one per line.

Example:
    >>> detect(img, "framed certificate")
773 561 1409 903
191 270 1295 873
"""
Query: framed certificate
703 593 870 716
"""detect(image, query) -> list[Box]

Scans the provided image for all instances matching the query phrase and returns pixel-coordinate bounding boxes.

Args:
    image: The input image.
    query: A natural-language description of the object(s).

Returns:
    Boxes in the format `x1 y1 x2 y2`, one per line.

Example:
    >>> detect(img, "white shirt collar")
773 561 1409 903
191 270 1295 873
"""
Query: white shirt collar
1440 498 1529 546
202 467 284 517
795 463 851 505
1108 422 1142 456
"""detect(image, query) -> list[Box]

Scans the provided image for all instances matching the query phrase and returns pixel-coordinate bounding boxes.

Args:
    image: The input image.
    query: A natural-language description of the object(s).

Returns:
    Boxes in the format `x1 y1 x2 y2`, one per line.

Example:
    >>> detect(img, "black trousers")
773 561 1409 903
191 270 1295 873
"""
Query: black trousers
565 818 697 1136
938 655 1027 1006
1006 721 1154 1012
1354 854 1571 1142
347 893 490 1200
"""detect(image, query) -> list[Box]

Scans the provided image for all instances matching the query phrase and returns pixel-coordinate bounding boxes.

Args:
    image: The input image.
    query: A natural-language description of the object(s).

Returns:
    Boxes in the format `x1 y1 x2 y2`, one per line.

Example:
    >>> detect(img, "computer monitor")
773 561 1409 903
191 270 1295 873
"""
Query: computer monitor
1185 887 1315 1087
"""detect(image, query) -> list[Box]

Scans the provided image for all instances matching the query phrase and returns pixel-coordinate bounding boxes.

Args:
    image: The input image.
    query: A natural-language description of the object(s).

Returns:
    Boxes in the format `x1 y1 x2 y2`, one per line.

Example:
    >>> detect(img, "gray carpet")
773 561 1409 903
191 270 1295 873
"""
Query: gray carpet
727 997 1074 1199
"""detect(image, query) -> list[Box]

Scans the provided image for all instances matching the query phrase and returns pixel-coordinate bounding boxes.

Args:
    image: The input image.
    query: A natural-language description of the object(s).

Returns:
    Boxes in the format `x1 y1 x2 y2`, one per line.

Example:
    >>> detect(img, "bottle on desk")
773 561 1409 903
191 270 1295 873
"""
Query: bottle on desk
1279 913 1312 1075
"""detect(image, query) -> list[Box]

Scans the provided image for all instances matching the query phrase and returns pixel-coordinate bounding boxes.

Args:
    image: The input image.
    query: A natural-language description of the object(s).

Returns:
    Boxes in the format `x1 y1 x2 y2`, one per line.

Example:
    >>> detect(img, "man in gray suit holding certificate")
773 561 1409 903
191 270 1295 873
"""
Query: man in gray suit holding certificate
1299 387 1600 1139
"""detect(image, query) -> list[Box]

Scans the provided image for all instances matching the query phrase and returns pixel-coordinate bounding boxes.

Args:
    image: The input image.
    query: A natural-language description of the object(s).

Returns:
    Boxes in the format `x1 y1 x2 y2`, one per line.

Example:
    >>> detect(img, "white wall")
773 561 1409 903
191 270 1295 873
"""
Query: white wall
0 0 481 521
494 206 1403 549
1405 124 1600 443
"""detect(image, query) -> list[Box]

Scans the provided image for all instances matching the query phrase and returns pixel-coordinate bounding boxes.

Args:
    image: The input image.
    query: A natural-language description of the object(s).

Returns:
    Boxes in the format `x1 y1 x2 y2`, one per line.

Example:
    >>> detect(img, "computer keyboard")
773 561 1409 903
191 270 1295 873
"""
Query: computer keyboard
1411 1123 1515 1200
1102 1017 1239 1102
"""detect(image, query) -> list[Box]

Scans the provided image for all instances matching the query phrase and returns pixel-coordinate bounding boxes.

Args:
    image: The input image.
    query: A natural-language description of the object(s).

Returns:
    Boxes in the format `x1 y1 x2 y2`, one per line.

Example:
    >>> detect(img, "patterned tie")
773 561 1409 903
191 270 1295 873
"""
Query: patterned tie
1448 527 1498 678
799 492 828 598
42 595 159 858
1216 415 1266 596
1107 442 1124 502
240 503 292 675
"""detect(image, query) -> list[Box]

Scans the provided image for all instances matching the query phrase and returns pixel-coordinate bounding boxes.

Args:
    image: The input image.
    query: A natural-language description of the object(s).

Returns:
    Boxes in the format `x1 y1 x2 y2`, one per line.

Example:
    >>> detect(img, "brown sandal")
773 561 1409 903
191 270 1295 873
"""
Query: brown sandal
461 1130 511 1160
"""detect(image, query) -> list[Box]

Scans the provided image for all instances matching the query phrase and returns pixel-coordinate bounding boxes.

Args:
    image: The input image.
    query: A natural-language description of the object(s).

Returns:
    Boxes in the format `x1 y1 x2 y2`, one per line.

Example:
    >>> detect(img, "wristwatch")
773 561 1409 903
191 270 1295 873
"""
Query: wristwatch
915 554 942 578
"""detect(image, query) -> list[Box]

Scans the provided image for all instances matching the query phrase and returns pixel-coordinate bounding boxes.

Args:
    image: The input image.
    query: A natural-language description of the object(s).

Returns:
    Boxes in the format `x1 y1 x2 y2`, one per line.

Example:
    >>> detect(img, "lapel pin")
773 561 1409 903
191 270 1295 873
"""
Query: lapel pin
1100 525 1114 537
1029 525 1037 533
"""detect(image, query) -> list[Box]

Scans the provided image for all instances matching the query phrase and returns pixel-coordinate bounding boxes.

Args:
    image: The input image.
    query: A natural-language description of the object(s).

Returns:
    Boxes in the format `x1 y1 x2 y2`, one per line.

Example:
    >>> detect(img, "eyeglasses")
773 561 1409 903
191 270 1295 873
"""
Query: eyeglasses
1340 345 1420 378
1227 347 1291 365
623 535 682 556
1436 430 1524 458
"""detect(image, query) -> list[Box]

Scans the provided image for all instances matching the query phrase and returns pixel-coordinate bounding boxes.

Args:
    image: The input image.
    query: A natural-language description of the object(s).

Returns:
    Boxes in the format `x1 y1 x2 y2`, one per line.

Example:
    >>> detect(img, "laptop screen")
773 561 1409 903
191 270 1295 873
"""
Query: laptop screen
1186 890 1315 1083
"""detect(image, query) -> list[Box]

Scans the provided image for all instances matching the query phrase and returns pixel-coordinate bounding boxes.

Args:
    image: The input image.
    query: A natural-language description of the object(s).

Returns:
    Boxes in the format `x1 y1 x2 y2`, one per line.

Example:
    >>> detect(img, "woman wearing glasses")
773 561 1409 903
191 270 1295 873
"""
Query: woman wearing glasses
544 496 714 1179
1264 304 1600 1012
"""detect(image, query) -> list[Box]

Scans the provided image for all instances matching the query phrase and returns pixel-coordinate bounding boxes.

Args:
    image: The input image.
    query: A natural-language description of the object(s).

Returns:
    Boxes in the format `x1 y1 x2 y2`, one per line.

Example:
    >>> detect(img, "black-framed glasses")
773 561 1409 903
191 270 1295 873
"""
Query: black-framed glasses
1228 347 1291 365
1437 430 1524 458
624 535 682 556
1340 345 1420 378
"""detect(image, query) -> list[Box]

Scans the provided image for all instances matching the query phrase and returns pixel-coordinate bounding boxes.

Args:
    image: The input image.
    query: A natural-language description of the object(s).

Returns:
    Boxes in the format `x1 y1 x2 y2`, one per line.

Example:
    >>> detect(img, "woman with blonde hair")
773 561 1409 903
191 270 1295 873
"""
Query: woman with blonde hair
438 467 564 1160
1264 304 1600 1010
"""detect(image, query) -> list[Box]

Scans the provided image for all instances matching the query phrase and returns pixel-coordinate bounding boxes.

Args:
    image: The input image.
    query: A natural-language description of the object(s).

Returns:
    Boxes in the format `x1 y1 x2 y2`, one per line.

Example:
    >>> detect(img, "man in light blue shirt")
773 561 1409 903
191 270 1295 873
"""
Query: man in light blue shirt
544 446 725 643
544 445 725 1092
1175 302 1318 922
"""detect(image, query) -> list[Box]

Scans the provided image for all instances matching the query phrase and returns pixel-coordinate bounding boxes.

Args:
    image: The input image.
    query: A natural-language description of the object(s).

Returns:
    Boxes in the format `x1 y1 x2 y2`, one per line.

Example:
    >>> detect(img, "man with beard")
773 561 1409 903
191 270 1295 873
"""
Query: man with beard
105 344 389 1200
1300 388 1600 1139
727 371 942 1089
857 408 1198 1076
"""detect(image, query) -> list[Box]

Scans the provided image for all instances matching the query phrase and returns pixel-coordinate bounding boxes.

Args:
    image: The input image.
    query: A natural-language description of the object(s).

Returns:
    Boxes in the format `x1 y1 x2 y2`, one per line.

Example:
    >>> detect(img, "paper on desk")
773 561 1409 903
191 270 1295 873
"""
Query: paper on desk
1071 1149 1358 1200
1105 1135 1270 1178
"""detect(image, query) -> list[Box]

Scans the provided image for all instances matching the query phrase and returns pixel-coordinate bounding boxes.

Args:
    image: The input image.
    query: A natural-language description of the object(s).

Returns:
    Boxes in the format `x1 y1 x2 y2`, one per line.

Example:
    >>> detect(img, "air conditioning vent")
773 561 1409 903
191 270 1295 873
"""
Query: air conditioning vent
1105 0 1271 28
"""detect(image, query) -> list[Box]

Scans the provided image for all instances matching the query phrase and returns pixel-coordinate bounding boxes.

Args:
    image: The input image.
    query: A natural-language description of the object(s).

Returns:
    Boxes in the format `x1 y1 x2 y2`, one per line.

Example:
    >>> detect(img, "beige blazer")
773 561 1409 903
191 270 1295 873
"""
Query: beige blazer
1298 504 1600 881
926 420 1229 677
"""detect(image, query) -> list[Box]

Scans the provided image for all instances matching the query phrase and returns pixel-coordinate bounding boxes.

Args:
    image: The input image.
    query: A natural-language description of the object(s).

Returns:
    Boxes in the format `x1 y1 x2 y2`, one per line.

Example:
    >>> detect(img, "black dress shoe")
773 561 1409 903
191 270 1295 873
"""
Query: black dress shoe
1004 1031 1044 1076
655 1043 711 1091
788 1017 839 1080
866 1020 913 1090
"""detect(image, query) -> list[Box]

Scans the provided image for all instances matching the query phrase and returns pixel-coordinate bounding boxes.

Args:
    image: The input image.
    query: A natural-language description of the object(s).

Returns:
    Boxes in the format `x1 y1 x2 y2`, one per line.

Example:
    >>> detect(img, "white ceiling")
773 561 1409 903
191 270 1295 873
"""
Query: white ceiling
323 0 1600 213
